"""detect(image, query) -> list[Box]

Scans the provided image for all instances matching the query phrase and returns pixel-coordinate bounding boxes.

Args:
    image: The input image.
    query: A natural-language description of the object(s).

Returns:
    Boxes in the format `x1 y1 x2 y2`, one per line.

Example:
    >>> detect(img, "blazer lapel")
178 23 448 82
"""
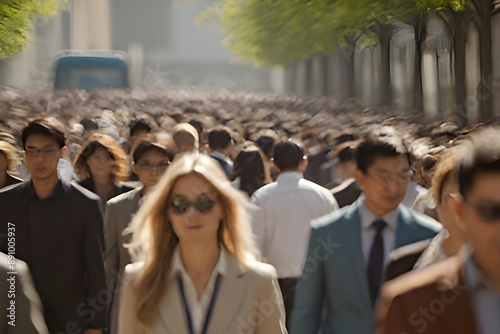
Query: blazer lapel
207 254 247 334
339 200 372 311
157 279 190 334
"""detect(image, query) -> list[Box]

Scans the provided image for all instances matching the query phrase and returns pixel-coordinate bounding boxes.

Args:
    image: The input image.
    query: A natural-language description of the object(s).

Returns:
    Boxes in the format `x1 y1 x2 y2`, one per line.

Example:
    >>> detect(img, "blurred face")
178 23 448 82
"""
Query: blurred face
132 149 170 189
86 146 114 179
168 173 224 245
453 172 500 275
25 134 62 181
356 155 411 216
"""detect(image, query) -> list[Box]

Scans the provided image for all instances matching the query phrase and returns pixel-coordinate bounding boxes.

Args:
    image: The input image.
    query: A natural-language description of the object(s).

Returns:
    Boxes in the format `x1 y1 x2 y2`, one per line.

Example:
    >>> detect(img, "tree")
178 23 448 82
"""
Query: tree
0 0 62 58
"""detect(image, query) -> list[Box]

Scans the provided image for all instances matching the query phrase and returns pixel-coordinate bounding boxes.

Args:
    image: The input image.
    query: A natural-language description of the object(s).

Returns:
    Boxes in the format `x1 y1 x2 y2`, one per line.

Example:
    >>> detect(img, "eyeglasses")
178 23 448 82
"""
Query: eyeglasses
168 194 216 215
367 169 413 185
25 147 58 158
468 202 500 223
136 162 170 171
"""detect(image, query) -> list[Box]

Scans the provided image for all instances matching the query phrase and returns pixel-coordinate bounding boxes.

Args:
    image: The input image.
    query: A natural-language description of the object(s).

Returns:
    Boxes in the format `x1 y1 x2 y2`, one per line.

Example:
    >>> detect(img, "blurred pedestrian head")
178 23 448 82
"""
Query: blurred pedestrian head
231 143 271 197
272 139 307 173
172 123 199 153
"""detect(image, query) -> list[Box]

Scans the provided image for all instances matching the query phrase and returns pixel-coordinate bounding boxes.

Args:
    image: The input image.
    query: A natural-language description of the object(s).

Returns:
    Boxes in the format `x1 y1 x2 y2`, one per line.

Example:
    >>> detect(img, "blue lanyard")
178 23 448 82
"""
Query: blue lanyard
177 274 223 334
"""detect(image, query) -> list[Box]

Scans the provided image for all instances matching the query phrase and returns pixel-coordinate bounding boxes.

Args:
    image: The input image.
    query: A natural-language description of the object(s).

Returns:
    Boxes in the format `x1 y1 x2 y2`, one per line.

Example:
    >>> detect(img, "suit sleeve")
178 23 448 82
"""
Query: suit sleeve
4 258 49 334
84 199 107 329
118 267 143 334
104 201 120 301
376 294 414 334
290 227 325 334
254 267 287 334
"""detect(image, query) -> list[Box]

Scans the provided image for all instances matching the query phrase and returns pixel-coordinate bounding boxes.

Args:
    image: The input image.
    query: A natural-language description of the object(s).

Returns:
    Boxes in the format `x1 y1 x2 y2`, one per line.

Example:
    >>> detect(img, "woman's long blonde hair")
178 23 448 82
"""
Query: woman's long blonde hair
126 152 258 325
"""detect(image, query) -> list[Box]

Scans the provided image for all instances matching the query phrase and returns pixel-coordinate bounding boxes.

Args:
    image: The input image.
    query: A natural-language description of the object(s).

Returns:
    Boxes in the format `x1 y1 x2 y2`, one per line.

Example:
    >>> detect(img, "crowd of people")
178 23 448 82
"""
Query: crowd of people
0 89 499 334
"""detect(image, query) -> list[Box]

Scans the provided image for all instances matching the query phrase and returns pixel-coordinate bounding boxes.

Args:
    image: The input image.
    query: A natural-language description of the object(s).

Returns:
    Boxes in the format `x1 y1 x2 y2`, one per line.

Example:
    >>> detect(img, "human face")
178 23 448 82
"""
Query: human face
25 134 62 181
453 173 500 276
86 146 114 179
132 149 170 190
168 173 224 245
356 155 411 216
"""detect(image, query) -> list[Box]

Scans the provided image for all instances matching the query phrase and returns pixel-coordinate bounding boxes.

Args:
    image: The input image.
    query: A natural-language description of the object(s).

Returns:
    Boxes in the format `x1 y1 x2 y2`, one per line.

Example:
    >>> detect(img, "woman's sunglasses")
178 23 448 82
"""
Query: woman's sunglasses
168 194 215 215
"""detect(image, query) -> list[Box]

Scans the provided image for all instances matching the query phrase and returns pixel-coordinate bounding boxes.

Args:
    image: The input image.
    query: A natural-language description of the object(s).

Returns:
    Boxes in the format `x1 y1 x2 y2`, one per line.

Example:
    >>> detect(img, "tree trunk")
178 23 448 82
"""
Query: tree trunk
413 14 427 112
344 38 357 98
378 25 393 107
454 11 468 127
477 0 494 121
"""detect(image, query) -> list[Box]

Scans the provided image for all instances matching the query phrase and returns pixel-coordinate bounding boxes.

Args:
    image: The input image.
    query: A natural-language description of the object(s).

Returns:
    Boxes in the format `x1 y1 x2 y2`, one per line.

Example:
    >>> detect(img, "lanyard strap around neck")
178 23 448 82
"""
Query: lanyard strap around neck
177 274 223 334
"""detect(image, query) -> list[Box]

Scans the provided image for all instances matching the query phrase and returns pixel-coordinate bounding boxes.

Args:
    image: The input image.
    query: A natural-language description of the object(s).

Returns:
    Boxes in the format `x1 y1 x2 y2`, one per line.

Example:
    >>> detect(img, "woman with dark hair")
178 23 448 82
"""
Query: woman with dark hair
73 133 133 206
231 143 271 197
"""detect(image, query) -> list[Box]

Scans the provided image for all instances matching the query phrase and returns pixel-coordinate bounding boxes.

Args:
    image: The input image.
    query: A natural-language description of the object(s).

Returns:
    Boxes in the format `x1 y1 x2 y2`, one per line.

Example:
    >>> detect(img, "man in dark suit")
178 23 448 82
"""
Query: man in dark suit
377 127 500 334
0 118 106 334
207 126 234 178
0 253 48 334
330 140 363 208
291 131 441 334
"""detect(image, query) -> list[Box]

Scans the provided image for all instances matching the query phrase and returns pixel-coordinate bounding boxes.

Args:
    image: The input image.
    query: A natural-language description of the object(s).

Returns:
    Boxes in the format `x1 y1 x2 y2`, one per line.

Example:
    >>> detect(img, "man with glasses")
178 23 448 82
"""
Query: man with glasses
378 127 500 334
104 133 175 334
0 118 106 334
291 132 441 334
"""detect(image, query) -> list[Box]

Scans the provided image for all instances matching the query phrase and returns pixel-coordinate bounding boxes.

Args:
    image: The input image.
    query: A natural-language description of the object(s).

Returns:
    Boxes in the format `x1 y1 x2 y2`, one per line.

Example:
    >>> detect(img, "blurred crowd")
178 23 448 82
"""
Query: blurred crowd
0 89 499 334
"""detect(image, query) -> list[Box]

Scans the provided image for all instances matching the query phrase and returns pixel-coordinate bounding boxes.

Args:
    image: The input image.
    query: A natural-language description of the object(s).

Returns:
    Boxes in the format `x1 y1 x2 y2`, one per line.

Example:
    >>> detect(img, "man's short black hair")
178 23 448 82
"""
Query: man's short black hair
208 126 233 150
130 119 152 137
457 127 500 199
22 118 66 149
356 133 409 174
272 139 305 171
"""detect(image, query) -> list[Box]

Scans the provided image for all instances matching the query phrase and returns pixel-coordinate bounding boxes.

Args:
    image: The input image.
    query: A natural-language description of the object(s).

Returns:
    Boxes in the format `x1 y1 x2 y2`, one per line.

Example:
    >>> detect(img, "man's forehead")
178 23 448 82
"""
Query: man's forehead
25 133 59 146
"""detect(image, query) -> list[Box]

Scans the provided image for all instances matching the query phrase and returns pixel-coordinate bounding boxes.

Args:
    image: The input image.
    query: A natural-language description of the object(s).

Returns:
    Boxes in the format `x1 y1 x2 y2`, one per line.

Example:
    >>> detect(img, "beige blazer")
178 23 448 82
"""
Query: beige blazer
104 187 141 334
119 252 287 334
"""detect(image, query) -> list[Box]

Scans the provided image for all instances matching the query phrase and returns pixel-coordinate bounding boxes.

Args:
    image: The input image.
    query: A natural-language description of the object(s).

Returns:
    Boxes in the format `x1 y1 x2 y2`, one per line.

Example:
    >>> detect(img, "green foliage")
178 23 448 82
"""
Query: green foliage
201 0 465 67
0 0 63 58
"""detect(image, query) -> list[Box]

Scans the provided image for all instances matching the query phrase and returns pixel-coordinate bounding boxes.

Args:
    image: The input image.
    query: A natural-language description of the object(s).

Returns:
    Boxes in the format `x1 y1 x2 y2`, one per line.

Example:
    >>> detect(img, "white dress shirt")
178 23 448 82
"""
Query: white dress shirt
250 171 338 278
358 200 399 267
171 246 227 334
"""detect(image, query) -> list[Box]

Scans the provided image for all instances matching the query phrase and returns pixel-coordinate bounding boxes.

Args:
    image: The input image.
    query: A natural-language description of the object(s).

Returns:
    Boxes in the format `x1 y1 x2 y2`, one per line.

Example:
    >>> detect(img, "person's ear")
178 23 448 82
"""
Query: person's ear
354 169 366 191
60 146 68 159
450 194 467 233
299 156 308 173
271 159 281 174
131 162 139 176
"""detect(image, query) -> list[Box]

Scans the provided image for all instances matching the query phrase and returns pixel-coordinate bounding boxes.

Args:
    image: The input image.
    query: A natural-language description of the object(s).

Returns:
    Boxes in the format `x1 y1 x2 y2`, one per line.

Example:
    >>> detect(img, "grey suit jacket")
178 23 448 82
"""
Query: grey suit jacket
119 252 287 334
291 197 441 334
0 253 48 334
104 187 141 334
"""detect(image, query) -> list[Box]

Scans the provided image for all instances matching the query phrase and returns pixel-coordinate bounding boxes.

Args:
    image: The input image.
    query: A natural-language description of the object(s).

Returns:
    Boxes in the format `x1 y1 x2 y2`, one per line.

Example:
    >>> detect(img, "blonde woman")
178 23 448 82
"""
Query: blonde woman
0 139 23 189
73 133 133 206
119 152 287 334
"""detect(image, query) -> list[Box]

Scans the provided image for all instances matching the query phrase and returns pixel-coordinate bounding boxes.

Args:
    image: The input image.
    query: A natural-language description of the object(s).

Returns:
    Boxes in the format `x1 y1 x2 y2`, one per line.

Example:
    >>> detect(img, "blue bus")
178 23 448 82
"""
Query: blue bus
53 51 129 91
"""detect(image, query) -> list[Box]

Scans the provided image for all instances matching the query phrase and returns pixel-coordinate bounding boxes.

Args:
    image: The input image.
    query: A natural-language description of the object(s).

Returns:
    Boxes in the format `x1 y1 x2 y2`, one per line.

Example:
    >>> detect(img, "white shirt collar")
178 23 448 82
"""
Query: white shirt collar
359 198 399 231
171 245 228 278
276 171 303 183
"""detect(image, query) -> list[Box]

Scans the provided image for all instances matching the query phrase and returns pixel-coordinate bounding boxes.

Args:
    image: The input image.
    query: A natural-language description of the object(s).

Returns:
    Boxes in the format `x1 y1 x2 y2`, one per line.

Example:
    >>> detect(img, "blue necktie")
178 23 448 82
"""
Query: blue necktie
367 219 387 305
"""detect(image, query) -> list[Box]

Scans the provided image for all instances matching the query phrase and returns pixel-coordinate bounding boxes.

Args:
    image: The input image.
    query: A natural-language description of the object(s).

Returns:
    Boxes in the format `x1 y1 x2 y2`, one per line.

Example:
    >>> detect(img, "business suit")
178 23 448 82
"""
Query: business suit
377 255 478 334
290 197 441 334
330 178 362 208
119 251 287 334
104 187 141 334
0 253 48 334
0 180 107 333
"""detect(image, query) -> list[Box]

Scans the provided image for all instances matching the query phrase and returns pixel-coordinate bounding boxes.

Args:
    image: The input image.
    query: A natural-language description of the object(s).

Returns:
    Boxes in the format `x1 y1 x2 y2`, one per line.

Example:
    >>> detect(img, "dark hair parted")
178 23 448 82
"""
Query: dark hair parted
73 132 129 182
231 143 271 197
131 133 176 164
208 126 233 150
272 139 305 171
456 127 500 199
22 118 66 149
356 133 410 174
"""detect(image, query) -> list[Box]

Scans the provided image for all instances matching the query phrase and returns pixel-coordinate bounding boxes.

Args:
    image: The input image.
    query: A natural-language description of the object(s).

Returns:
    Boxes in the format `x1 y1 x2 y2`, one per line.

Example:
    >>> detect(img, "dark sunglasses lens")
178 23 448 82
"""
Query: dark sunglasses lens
476 205 500 223
170 196 190 214
194 194 215 213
